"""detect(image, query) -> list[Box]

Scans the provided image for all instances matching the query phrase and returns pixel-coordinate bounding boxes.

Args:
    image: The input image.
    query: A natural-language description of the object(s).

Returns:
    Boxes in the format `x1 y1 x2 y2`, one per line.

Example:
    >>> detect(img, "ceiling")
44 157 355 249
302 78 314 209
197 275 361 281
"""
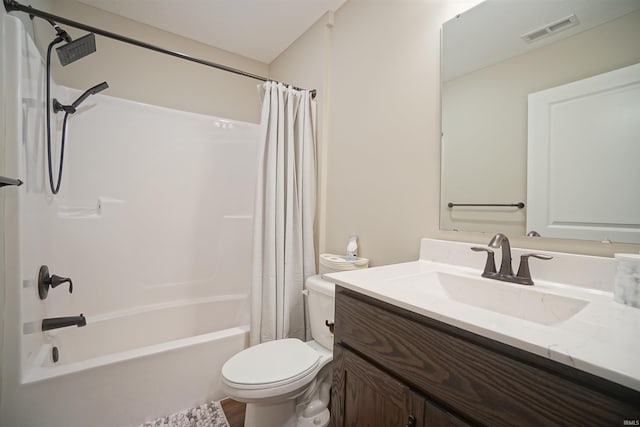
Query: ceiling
442 0 640 81
75 0 346 64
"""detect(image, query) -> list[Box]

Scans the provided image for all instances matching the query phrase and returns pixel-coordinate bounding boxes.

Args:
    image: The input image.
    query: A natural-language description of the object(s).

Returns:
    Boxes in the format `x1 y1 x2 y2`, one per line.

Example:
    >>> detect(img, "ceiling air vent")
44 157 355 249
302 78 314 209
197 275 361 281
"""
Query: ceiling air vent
521 14 579 43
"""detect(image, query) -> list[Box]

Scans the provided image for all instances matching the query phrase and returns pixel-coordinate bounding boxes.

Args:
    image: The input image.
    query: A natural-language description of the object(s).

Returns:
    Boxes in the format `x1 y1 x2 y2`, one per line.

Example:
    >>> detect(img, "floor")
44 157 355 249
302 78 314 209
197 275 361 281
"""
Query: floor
220 396 332 427
220 398 246 427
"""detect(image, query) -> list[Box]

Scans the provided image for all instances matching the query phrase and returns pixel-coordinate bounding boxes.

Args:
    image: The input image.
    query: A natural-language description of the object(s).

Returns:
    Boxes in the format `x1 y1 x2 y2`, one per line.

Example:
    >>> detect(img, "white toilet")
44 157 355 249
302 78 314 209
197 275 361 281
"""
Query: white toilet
221 275 336 427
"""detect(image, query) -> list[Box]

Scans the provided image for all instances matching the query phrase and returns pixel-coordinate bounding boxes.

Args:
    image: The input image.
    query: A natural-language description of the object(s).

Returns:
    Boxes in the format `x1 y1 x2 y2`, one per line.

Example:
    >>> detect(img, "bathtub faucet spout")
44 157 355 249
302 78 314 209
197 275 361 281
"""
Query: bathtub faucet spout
42 314 86 331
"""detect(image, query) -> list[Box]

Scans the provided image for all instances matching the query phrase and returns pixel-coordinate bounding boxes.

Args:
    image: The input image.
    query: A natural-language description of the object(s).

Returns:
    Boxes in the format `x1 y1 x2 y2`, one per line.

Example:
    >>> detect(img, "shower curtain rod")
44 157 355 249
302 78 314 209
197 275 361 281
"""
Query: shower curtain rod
3 0 316 97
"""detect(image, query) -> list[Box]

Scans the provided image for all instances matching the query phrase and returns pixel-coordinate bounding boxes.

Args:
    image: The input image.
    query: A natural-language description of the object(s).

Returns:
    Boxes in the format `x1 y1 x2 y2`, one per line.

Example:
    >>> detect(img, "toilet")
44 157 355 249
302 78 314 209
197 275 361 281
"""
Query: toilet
221 274 336 427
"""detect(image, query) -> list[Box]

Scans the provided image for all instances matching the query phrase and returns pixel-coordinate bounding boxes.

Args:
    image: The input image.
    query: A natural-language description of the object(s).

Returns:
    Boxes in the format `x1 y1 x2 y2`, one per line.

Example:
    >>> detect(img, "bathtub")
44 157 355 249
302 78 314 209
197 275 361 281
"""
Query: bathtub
1 13 257 427
14 295 249 427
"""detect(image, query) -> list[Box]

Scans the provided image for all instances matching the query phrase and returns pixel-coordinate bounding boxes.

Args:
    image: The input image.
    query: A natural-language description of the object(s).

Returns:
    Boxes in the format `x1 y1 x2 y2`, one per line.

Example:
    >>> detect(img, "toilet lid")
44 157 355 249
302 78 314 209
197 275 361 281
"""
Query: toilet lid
222 339 320 387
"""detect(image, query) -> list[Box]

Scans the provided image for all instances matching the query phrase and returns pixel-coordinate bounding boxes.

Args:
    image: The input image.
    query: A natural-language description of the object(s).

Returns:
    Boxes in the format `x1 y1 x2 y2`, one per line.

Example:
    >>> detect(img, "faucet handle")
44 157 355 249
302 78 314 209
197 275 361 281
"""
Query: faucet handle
38 265 73 299
50 275 73 293
471 247 497 277
516 253 553 285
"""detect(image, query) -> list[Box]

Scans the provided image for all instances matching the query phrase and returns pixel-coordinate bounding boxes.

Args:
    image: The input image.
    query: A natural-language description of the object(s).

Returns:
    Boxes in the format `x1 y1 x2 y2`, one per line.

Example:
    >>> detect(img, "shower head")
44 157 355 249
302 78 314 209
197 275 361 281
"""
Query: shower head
53 81 109 115
56 33 96 66
71 81 109 109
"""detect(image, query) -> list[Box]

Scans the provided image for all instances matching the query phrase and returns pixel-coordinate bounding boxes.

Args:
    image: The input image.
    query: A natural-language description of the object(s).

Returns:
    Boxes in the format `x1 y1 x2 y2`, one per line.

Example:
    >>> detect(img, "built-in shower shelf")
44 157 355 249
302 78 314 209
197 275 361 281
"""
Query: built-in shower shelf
57 197 124 219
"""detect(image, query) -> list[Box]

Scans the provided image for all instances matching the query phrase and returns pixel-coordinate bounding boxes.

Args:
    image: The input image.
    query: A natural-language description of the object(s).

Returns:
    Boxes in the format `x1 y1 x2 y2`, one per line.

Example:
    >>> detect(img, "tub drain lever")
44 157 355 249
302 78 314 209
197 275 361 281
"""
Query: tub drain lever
38 265 73 299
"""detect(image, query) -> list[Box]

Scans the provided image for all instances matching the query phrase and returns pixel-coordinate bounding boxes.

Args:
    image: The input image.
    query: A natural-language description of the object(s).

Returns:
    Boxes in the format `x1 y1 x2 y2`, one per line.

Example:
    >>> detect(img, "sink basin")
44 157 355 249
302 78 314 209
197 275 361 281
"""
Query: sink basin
397 271 589 326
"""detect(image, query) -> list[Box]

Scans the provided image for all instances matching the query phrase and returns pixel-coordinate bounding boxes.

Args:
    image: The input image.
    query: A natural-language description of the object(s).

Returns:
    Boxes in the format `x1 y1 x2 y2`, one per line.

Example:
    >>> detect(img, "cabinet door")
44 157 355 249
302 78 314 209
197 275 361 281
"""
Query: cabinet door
423 401 470 427
332 345 425 427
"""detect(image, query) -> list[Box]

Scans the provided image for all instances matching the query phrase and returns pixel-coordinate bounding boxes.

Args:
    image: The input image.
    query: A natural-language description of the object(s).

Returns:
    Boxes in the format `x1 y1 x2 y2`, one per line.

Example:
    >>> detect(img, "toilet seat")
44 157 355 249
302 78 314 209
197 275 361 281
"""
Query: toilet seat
222 338 320 390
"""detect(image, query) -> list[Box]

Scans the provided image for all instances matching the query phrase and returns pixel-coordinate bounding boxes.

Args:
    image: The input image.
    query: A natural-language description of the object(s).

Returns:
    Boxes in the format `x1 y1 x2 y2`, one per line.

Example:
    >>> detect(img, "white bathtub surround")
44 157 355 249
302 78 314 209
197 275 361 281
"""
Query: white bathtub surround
140 401 229 427
1 14 256 427
326 238 640 392
614 253 640 309
251 82 317 344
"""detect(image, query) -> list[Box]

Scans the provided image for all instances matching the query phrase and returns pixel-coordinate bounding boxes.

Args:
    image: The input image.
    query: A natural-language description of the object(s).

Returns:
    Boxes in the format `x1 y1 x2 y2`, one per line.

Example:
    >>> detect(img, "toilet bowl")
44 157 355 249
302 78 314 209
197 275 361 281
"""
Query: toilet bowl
221 275 335 427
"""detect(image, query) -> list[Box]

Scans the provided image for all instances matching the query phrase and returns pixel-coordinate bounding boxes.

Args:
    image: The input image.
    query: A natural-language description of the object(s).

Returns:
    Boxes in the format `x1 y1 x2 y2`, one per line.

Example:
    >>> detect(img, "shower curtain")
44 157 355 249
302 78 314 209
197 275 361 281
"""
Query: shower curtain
250 82 317 345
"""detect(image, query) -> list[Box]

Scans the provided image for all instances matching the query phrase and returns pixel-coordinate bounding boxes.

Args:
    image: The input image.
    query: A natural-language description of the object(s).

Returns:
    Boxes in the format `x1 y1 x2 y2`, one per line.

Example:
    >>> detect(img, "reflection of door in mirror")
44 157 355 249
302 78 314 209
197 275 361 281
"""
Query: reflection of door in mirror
440 0 640 242
527 63 640 244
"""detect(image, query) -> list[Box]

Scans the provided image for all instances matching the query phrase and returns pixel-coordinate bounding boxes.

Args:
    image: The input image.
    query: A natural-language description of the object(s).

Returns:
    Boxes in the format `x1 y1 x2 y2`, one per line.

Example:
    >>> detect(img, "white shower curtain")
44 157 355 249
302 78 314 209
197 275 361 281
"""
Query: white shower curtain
250 82 317 345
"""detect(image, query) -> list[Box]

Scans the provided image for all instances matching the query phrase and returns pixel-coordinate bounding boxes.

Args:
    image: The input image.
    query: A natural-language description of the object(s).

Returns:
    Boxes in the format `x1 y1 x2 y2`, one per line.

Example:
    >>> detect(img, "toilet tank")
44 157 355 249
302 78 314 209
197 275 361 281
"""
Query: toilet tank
305 275 335 350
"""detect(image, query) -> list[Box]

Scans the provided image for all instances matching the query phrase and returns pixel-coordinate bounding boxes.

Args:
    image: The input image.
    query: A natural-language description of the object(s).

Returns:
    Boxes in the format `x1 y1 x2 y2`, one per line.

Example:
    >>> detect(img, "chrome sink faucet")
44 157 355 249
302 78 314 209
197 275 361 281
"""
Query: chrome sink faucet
472 233 552 286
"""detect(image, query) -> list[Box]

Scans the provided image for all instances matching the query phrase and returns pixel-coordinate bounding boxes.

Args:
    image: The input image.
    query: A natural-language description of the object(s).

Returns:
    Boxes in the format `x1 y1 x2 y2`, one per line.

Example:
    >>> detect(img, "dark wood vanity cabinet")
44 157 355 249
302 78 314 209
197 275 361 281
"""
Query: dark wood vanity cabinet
331 286 640 427
333 344 467 427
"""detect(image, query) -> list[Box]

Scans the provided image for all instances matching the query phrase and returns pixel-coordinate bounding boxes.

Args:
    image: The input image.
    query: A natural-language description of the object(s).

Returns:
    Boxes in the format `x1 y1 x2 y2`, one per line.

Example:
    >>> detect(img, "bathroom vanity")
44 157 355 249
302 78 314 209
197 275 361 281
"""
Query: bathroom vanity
327 239 640 426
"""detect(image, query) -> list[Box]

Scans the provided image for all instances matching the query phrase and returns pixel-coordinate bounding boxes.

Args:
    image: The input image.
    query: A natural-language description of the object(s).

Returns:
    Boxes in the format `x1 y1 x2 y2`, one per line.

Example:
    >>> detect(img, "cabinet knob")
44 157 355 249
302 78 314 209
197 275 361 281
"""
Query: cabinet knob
406 415 417 427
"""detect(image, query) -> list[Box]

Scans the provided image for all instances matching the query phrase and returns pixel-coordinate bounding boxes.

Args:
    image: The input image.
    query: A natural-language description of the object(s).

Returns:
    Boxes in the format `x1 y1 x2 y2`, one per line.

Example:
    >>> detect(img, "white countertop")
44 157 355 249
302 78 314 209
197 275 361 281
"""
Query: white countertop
325 239 640 392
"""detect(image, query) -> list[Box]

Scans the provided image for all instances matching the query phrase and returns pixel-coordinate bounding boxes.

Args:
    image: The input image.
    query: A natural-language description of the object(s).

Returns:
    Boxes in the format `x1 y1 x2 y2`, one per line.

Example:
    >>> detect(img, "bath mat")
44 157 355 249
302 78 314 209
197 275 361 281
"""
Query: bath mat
141 400 229 427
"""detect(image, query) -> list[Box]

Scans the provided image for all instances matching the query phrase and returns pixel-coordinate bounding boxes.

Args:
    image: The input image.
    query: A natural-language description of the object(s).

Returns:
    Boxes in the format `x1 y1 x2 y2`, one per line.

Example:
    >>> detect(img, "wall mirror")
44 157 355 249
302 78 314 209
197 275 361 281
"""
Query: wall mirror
440 0 640 243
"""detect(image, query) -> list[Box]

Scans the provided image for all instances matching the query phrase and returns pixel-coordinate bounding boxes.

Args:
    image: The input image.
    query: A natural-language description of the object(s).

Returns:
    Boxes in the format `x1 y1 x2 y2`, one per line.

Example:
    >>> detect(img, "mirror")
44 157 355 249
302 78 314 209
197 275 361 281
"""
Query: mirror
440 0 640 242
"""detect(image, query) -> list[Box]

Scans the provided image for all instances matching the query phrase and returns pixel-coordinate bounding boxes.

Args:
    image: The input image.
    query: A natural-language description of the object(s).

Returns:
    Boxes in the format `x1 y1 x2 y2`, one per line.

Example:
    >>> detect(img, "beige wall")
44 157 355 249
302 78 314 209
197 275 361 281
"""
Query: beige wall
34 0 267 123
323 0 443 265
272 0 479 266
269 12 334 256
271 0 640 265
